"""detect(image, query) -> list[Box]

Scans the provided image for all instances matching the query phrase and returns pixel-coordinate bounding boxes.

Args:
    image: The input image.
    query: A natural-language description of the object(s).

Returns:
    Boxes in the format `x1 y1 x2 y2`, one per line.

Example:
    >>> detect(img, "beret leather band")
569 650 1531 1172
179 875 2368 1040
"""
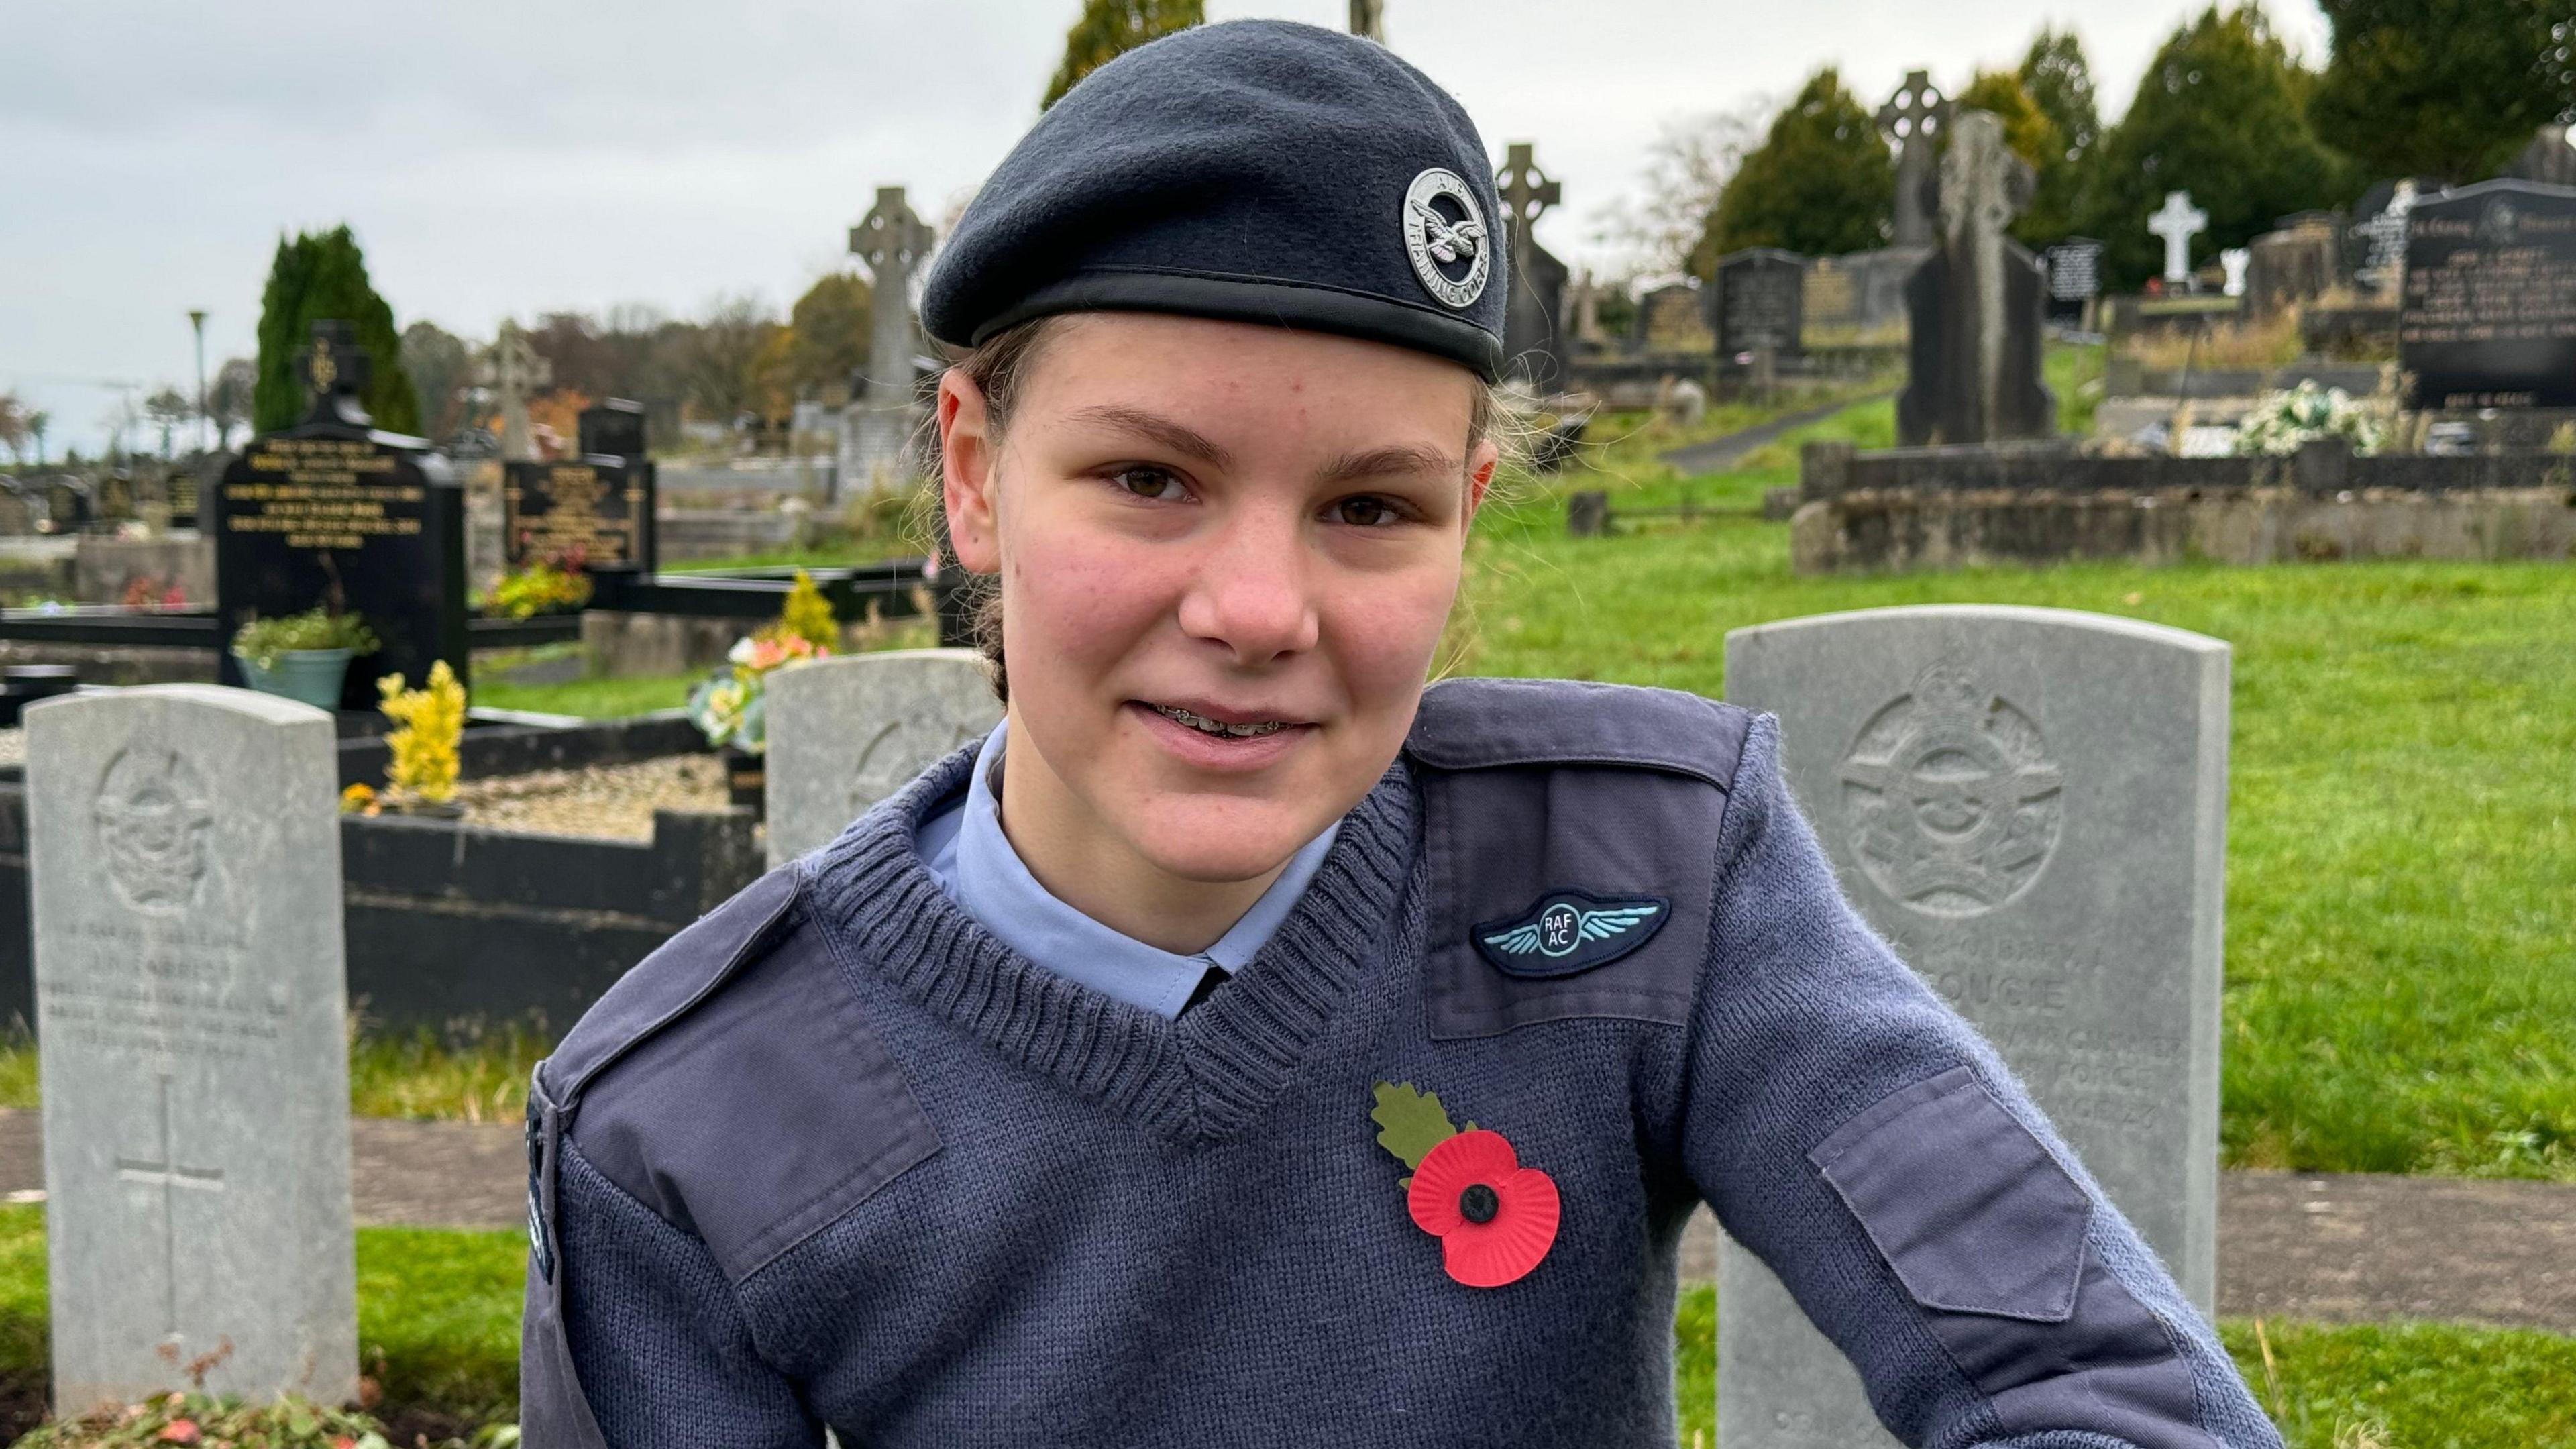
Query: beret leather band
972 267 1507 381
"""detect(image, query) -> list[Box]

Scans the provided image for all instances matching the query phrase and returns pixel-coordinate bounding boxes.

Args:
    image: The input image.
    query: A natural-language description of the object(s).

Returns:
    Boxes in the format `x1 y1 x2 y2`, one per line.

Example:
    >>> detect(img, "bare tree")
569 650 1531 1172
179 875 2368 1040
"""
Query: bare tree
209 358 256 449
144 388 193 460
1591 96 1777 284
27 412 48 466
676 294 782 428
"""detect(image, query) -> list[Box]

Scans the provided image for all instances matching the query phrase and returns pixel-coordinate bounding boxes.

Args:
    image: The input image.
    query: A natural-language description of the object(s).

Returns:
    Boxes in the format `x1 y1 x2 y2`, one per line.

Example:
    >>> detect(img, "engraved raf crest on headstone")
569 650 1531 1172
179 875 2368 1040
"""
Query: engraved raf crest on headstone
1839 659 2064 918
30 686 356 1413
762 649 1002 867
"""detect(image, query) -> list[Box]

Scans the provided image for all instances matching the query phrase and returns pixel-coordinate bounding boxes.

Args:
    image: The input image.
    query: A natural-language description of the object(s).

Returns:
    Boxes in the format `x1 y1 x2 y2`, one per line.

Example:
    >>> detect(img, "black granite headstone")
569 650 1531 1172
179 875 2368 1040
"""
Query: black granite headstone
215 320 468 709
2402 180 2576 409
503 456 655 571
578 398 648 462
1709 249 1806 359
2041 238 2104 325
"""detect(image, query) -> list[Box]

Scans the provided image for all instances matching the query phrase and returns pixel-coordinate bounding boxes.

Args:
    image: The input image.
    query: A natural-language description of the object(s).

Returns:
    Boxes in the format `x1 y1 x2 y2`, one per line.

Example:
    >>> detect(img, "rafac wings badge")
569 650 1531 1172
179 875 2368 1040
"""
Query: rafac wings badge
1471 890 1669 979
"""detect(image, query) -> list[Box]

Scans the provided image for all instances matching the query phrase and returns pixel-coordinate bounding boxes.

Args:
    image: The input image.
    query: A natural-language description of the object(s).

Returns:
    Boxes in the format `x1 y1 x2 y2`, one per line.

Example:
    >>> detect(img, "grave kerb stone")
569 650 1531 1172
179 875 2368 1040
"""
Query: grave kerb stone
763 648 1002 866
29 684 356 1413
1714 604 2228 1448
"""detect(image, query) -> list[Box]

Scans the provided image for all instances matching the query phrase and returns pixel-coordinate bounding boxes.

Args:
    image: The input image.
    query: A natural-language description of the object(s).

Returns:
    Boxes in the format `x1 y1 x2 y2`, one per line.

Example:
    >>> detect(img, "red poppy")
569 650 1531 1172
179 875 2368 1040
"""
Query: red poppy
1405 1128 1560 1287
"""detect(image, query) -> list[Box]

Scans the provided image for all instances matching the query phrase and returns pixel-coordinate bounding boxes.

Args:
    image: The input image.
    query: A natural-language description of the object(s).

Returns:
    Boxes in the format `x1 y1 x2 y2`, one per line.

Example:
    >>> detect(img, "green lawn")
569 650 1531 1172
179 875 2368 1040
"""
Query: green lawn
470 669 703 720
1467 392 2576 1181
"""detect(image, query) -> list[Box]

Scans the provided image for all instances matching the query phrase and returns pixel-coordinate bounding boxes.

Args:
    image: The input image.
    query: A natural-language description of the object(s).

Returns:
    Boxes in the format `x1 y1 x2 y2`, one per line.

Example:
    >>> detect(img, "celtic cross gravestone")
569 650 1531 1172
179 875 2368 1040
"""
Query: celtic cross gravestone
1715 605 2229 1449
841 185 936 496
1493 143 1569 390
763 649 1001 866
479 321 553 462
28 686 356 1413
2149 191 2208 287
1877 72 1950 249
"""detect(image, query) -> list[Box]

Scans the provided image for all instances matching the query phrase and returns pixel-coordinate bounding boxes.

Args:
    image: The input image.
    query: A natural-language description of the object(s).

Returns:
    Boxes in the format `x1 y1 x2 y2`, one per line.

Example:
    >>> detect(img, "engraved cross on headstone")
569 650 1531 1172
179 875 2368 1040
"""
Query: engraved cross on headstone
849 186 935 412
1878 70 1951 248
1494 143 1560 273
478 322 553 461
115 1075 224 1338
2149 190 2209 286
294 321 370 427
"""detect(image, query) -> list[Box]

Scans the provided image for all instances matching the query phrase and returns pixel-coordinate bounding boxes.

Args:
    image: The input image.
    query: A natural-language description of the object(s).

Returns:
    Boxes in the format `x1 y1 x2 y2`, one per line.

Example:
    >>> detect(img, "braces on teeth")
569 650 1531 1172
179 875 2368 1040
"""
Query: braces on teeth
1154 704 1288 738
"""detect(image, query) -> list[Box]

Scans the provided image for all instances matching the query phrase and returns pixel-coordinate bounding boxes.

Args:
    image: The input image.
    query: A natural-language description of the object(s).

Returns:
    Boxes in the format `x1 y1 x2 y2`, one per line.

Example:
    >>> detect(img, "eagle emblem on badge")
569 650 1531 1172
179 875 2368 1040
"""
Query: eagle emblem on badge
1472 890 1668 979
1402 168 1492 311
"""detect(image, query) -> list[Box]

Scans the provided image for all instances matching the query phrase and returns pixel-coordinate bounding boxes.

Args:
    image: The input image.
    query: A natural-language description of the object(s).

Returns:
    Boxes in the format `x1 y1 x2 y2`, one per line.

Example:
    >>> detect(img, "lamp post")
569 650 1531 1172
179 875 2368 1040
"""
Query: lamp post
186 309 209 453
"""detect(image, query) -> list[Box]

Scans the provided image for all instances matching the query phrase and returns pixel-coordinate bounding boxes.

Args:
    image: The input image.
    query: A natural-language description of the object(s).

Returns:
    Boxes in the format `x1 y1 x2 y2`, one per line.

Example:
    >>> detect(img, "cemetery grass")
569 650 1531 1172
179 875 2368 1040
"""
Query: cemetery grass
1464 398 2576 1183
1670 1286 2576 1449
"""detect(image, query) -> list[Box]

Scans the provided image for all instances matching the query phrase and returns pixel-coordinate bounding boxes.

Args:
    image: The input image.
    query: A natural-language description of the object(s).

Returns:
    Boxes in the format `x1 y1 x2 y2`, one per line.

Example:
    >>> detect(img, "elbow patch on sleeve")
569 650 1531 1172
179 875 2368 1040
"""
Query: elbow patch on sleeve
1814 1067 2214 1446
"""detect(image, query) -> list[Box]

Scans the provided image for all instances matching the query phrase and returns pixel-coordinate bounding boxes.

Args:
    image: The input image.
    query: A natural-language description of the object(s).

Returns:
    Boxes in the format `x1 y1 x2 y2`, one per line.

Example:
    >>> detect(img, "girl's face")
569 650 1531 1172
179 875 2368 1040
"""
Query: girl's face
940 313 1496 886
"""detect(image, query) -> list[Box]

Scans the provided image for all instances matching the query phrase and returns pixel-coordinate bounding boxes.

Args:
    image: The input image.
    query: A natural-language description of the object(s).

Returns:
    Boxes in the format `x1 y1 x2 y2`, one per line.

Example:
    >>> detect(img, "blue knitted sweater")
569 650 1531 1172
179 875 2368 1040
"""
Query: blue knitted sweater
519 680 2279 1448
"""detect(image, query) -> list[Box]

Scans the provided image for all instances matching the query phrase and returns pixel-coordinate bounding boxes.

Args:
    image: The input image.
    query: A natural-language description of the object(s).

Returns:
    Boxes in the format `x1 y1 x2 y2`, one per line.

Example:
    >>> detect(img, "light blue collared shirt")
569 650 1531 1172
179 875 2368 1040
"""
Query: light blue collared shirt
914 721 1340 1020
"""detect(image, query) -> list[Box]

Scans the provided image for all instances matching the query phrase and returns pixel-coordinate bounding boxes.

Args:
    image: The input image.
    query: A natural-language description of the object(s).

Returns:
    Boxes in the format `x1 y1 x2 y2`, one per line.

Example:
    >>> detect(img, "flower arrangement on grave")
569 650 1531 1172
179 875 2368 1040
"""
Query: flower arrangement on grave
778 568 837 651
686 628 830 757
376 659 467 808
483 560 593 620
2233 380 2387 458
229 607 380 674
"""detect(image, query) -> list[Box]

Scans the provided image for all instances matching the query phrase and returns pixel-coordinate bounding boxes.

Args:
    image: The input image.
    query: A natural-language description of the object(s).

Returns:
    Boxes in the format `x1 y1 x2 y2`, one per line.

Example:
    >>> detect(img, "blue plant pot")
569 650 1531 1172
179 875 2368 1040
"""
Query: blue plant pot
239 648 352 711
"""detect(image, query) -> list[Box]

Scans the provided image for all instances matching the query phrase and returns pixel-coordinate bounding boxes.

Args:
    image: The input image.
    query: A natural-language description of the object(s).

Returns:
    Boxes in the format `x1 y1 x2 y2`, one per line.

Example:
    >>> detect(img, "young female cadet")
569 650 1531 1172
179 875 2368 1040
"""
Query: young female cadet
520 21 2281 1448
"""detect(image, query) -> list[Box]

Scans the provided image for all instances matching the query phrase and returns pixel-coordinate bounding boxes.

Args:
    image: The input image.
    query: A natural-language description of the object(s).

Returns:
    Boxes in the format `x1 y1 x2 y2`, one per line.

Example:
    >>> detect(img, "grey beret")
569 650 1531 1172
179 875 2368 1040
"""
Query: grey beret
922 20 1507 380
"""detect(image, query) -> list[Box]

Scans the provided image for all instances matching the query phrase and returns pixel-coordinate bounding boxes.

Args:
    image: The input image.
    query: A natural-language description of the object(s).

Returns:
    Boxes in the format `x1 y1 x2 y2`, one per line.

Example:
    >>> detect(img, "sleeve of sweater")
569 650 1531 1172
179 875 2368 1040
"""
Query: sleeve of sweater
526 1136 823 1449
1675 713 2281 1449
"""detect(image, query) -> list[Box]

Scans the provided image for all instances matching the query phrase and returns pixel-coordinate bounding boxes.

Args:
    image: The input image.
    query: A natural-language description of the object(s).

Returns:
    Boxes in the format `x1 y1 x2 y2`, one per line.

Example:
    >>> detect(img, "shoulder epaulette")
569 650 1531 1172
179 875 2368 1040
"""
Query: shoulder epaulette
1404 677 1752 790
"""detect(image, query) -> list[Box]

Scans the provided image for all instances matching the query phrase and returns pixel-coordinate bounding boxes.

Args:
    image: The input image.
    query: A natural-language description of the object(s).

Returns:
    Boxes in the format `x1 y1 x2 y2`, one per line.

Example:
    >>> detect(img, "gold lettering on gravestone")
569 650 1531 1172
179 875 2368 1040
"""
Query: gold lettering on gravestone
226 439 422 550
1839 659 2065 918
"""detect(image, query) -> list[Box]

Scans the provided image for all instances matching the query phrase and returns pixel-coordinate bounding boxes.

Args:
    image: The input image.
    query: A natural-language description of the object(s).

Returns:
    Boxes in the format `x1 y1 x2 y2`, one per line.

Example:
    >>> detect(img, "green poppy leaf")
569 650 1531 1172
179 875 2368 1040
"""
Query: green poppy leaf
1371 1080 1459 1169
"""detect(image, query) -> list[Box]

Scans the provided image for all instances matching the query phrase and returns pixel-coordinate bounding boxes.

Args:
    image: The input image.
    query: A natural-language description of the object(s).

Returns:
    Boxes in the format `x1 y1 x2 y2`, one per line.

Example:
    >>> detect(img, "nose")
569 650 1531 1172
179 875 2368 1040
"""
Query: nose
1174 500 1322 665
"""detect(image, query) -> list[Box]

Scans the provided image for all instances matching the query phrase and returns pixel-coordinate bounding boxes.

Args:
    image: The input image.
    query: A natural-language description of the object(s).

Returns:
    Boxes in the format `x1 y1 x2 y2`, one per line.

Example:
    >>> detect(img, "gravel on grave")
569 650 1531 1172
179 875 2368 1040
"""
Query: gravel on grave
449 753 732 841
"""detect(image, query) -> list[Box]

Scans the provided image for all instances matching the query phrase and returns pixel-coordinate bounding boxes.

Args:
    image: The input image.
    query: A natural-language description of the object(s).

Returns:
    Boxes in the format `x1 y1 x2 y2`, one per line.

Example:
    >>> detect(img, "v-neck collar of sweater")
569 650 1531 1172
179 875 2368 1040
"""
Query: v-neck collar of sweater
802 739 1419 1144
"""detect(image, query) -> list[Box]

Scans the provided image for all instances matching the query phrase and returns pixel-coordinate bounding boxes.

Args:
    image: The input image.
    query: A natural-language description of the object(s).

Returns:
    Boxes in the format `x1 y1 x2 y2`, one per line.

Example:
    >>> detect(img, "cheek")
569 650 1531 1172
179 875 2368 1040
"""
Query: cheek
999 525 1177 687
1320 553 1462 706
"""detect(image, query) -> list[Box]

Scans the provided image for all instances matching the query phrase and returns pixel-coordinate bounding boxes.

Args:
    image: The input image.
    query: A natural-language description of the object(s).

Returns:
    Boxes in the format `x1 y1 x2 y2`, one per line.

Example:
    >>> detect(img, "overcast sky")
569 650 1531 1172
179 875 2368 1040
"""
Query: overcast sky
3 0 2328 455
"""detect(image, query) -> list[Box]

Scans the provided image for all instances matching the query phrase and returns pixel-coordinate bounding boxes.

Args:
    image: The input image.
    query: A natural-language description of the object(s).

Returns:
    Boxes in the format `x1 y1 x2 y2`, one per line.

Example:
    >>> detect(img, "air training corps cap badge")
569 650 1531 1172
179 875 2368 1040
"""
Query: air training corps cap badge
1471 890 1668 979
1401 167 1492 310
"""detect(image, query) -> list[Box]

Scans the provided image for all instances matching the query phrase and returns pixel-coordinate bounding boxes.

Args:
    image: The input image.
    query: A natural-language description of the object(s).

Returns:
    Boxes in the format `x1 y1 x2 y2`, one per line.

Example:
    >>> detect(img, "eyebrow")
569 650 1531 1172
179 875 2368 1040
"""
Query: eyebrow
1316 444 1462 486
1065 405 1235 471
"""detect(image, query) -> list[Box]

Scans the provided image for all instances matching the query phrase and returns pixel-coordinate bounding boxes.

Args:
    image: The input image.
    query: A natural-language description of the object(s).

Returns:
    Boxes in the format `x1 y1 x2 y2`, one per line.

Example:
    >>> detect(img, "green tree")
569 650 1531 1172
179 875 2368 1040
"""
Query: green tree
1042 0 1203 110
1695 68 1892 270
785 272 875 404
2080 7 2351 291
2311 0 2573 182
2017 28 2104 244
252 225 421 435
398 320 471 443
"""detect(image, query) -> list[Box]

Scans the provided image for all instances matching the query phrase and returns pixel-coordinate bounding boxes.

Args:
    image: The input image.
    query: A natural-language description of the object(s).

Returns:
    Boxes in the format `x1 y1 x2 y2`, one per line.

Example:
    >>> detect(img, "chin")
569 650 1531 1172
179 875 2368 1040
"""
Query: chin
1124 792 1338 885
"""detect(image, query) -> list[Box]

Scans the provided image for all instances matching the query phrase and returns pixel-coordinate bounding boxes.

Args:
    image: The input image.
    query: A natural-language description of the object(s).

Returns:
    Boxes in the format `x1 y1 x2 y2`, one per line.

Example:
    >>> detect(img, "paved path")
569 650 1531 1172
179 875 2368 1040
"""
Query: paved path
1657 390 1896 477
1 1112 2567 1332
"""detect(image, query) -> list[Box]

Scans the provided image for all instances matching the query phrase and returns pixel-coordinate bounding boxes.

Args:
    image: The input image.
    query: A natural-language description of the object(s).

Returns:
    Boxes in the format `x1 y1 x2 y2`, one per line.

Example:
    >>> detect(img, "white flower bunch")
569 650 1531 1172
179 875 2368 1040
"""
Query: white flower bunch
2233 380 2386 458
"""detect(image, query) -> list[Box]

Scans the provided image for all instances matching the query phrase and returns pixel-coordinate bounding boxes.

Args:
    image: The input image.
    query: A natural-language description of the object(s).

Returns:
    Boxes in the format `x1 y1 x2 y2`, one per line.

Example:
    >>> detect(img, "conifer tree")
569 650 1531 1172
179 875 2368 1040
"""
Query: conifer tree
252 225 421 435
2016 28 2103 245
1042 0 1203 110
2311 0 2572 182
1695 68 1891 270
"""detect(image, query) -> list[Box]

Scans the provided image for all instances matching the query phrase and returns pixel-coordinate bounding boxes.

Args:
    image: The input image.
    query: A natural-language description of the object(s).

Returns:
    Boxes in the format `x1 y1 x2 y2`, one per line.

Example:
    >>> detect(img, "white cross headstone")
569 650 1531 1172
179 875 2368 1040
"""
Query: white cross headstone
2221 247 2250 297
2149 191 2208 286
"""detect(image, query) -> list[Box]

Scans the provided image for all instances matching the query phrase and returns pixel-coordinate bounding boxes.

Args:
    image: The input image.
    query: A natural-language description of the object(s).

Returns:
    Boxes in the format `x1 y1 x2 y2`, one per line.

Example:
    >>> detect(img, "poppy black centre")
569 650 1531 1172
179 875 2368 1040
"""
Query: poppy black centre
1458 1182 1500 1224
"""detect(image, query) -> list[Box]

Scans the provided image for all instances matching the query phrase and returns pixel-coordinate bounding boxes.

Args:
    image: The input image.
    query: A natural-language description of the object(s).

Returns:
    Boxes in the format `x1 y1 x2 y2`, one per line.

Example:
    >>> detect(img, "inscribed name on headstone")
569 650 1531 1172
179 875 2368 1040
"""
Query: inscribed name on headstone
30 686 355 1413
215 321 468 709
2401 180 2576 409
502 457 655 571
2349 179 2432 292
763 649 1002 866
1713 604 2229 1449
1710 250 1806 360
1635 284 1714 354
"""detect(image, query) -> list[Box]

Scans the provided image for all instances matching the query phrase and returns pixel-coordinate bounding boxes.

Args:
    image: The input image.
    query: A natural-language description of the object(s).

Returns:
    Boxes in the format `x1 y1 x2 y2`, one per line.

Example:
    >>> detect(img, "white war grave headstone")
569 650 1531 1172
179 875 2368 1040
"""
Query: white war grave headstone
1715 606 2229 1449
764 649 1000 866
29 686 356 1412
2149 191 2209 288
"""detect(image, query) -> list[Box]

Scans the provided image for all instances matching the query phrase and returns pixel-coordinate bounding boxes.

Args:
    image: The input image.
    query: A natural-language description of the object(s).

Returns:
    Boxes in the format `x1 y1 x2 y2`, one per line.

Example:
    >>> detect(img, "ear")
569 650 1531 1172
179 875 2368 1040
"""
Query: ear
1464 437 1499 523
938 369 1002 574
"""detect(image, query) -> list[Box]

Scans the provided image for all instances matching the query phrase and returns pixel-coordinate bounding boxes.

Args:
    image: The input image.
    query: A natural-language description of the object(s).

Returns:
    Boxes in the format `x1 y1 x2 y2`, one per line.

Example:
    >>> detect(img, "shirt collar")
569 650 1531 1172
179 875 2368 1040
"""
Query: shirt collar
945 720 1339 1019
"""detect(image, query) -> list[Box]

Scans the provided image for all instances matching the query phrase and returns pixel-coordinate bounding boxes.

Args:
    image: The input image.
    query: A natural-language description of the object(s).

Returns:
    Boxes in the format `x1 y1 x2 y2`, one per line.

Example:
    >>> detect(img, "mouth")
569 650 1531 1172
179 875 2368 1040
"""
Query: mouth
1128 698 1319 768
1147 702 1295 739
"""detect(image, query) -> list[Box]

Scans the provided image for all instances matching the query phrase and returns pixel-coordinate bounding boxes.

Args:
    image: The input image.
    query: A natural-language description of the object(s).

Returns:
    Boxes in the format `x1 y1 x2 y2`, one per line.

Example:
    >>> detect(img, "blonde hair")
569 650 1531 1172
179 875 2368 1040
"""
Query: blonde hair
930 315 1518 703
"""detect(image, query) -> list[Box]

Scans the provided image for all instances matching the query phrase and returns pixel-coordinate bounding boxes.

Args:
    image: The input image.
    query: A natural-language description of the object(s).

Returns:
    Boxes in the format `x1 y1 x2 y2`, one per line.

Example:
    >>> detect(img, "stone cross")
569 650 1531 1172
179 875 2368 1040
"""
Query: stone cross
1715 606 2230 1448
1494 143 1559 266
850 186 935 413
29 686 356 1413
1896 110 2051 445
763 649 1001 866
2149 190 2208 286
1494 144 1568 390
1877 71 1951 248
478 322 552 461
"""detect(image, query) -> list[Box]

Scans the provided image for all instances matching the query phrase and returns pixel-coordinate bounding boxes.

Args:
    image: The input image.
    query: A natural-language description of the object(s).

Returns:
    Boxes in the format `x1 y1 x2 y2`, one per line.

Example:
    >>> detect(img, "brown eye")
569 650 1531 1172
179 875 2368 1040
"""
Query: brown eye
1115 466 1184 500
1334 496 1401 527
